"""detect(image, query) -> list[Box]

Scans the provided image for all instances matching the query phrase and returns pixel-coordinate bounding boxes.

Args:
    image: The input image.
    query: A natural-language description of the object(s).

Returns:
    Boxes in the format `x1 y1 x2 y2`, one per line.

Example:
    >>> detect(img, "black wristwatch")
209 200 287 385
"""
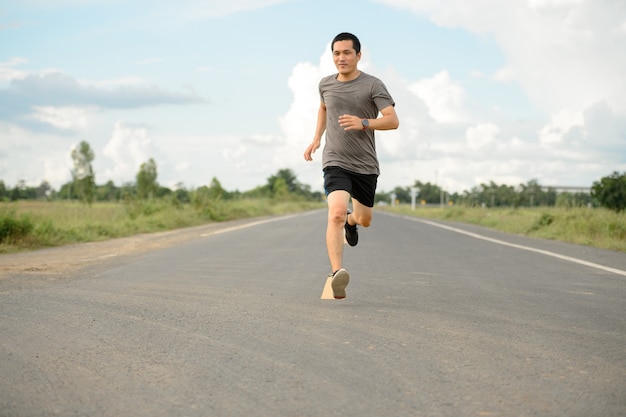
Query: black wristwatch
361 119 369 130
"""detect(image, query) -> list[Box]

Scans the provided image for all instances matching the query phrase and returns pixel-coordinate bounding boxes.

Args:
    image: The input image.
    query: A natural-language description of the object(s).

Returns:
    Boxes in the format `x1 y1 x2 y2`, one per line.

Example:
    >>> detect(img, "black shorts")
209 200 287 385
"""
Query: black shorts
323 166 378 208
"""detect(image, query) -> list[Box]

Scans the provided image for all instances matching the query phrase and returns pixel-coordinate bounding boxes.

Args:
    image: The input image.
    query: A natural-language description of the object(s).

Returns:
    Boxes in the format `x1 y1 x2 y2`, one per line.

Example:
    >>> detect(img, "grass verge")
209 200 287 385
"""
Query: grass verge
0 199 325 254
382 205 626 253
3 201 624 254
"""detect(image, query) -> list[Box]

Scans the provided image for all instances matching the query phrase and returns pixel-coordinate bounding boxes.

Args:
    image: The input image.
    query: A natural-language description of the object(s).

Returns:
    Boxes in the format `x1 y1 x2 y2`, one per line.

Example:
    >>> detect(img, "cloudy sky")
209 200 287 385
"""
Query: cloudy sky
2 0 625 194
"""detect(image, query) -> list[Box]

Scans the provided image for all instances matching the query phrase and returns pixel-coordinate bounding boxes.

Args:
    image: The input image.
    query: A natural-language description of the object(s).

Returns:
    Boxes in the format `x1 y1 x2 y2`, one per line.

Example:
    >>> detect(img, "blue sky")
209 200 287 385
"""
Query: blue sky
2 0 625 194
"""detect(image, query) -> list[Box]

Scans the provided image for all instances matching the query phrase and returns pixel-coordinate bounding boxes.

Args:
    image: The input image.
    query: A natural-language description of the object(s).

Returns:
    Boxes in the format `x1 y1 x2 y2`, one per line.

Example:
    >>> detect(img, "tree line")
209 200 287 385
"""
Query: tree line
1 140 625 212
379 179 585 208
378 174 626 211
0 141 321 205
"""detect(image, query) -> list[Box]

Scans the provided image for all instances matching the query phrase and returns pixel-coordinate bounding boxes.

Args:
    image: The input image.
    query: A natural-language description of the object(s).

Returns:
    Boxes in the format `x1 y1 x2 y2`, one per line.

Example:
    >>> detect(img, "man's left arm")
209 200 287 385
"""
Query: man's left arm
366 105 399 131
338 105 399 131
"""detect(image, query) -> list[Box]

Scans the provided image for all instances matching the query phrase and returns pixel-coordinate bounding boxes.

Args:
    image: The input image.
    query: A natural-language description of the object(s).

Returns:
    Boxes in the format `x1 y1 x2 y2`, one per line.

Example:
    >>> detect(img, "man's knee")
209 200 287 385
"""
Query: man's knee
328 206 347 225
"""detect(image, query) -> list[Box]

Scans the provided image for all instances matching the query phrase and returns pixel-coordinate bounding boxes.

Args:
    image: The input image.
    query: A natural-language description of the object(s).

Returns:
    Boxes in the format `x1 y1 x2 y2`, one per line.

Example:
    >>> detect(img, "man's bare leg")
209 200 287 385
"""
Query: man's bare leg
349 198 373 228
326 190 350 272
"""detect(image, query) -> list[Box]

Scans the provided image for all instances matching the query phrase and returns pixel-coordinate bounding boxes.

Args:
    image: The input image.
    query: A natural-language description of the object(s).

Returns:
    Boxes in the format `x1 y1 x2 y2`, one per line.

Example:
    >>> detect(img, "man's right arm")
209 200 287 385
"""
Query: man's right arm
304 102 327 161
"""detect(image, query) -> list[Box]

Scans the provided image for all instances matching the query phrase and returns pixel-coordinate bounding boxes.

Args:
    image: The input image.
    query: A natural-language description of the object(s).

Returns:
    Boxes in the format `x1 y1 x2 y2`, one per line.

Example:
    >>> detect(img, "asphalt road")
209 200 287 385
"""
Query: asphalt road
1 210 625 417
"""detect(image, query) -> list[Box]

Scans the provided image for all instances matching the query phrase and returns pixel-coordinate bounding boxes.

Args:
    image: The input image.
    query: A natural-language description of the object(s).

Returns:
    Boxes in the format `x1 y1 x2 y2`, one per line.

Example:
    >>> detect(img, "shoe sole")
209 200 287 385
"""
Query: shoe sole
332 269 350 299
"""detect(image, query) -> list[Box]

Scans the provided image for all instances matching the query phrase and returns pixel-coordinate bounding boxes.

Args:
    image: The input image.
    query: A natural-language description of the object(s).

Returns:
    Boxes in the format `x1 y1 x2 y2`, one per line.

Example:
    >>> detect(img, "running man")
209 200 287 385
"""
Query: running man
303 32 399 299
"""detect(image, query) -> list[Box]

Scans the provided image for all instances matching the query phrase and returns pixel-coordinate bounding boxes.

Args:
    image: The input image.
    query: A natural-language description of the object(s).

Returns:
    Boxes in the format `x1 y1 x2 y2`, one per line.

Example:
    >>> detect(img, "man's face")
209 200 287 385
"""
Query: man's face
332 40 360 75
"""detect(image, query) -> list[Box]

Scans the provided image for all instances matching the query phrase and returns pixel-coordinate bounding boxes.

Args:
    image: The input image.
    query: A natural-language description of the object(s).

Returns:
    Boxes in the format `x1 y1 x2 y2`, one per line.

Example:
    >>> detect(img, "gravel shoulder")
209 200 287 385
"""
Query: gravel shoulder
0 219 257 280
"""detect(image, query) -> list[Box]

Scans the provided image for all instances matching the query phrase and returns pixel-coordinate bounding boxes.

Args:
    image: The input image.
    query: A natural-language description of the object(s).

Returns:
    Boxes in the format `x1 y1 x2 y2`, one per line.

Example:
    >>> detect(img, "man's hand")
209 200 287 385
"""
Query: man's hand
304 141 320 161
338 114 363 131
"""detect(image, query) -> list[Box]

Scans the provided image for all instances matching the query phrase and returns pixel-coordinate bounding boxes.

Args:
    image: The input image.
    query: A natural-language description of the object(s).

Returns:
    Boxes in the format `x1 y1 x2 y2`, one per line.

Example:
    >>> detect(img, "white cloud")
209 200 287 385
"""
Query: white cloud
30 106 96 130
466 123 500 151
141 133 270 192
408 71 468 123
2 71 201 119
527 0 585 12
0 122 74 187
278 62 323 147
4 0 624 196
91 76 146 88
368 0 626 191
377 0 626 114
278 44 344 145
243 134 283 146
574 101 626 158
174 162 190 172
492 67 516 82
222 145 248 168
0 57 28 82
539 109 583 146
101 122 157 184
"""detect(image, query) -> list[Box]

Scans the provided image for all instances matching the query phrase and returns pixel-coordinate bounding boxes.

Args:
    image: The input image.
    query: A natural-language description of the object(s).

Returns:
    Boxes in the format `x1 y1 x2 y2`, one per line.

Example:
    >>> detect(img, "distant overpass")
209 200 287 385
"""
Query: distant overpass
541 186 591 194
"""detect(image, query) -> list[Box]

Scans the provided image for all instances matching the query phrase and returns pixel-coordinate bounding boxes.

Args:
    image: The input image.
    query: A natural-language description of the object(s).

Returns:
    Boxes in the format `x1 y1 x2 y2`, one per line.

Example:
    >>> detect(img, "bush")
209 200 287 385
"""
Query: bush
592 171 626 212
123 198 167 219
0 209 34 243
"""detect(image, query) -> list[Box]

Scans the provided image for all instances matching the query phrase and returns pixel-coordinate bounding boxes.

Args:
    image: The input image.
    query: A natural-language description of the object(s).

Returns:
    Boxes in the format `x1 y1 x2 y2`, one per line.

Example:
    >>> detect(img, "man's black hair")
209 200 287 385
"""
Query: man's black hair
331 32 361 54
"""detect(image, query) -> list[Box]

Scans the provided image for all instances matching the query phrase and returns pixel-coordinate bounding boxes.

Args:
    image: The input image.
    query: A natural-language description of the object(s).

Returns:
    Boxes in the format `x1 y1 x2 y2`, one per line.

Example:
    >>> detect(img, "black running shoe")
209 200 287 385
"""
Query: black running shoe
329 268 350 299
344 211 358 247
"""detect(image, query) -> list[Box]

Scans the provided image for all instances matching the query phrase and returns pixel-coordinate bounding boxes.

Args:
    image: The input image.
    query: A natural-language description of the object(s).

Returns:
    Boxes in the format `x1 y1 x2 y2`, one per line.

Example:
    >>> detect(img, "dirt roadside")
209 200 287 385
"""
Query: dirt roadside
0 219 255 279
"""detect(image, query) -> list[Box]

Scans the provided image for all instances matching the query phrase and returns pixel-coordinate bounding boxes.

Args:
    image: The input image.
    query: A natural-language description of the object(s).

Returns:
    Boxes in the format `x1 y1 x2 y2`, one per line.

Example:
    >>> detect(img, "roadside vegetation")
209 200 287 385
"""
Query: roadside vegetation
1 140 624 254
374 170 626 253
0 144 325 253
383 205 626 253
0 198 324 254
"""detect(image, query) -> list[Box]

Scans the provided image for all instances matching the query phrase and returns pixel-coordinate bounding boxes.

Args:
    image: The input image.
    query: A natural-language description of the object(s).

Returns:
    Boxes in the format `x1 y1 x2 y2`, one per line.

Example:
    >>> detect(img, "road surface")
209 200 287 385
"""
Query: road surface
1 210 625 417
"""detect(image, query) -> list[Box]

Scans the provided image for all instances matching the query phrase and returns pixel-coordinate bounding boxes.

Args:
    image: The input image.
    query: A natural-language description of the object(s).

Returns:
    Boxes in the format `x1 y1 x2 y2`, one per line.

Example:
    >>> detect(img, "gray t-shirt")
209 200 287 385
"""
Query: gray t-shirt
320 71 395 176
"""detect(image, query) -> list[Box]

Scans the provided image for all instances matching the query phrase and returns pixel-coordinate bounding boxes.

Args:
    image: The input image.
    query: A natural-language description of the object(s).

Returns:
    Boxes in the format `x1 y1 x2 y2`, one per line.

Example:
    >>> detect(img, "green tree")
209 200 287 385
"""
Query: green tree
266 168 314 199
97 180 119 201
413 181 443 204
173 182 190 203
271 177 290 199
0 180 6 200
389 186 411 204
267 169 297 193
209 177 229 200
36 180 51 200
119 181 136 201
592 171 626 212
136 158 158 200
58 181 75 200
518 179 555 206
9 180 31 201
71 141 96 205
556 192 591 208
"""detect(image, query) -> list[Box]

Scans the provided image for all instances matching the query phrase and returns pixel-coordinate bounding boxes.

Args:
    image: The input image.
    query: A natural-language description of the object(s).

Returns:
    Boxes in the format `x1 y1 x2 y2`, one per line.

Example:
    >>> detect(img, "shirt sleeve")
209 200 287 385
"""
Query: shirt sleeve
372 79 395 111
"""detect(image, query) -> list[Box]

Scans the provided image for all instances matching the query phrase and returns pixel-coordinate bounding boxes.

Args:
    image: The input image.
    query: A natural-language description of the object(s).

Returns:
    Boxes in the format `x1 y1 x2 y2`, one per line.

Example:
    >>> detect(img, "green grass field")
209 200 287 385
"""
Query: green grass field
1 200 624 254
0 199 325 254
383 205 626 253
